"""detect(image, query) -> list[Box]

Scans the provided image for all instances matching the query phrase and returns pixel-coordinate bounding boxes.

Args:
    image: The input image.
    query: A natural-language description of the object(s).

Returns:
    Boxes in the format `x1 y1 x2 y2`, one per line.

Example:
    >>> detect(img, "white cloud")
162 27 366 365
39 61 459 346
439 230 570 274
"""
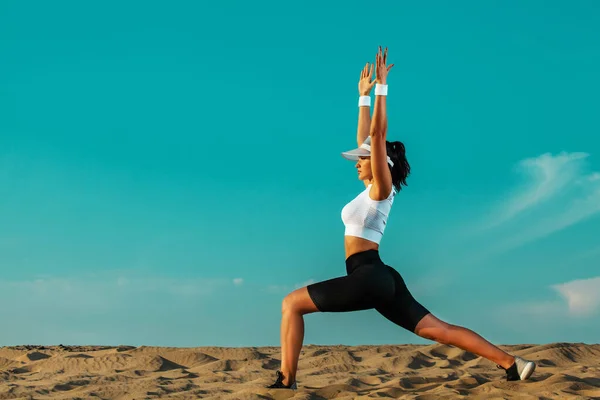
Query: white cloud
551 276 600 316
493 185 600 251
487 152 590 228
472 152 600 255
233 278 244 286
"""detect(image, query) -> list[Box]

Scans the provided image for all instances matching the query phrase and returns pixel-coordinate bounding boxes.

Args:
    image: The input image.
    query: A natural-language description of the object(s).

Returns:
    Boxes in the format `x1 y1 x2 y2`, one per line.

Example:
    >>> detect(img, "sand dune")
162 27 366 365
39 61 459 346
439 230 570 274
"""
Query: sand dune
1 343 599 399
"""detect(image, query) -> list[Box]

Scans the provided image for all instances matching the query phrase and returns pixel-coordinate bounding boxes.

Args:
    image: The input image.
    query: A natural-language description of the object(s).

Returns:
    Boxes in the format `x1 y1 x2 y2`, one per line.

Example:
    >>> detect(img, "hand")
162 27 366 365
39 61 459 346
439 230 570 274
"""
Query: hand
358 62 376 95
375 46 394 85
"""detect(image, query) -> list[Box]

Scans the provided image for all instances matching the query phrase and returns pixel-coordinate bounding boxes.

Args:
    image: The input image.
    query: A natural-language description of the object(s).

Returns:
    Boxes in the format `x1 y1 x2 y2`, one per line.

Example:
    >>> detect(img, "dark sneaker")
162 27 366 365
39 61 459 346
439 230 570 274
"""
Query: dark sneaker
498 356 536 381
267 370 297 389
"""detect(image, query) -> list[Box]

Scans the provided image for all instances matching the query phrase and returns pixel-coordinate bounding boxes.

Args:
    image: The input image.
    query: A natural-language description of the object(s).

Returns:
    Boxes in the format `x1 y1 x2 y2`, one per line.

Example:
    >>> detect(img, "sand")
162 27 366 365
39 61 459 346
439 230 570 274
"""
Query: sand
0 343 599 399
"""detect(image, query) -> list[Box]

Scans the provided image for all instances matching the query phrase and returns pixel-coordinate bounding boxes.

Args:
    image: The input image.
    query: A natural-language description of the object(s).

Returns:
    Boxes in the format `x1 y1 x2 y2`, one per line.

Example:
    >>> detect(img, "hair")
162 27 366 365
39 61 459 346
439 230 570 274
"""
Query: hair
386 140 410 192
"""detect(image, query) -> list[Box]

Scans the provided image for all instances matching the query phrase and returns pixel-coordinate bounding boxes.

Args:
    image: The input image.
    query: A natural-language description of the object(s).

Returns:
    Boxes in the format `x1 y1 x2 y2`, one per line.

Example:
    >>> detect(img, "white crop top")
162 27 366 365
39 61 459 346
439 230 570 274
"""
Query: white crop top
341 184 396 244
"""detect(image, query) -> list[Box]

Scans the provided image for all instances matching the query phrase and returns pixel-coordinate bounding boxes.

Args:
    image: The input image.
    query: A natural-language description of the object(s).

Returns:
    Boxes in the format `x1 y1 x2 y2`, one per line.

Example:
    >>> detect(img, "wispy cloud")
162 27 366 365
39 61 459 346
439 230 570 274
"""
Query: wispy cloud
233 278 244 286
495 185 600 252
473 152 600 254
486 152 590 228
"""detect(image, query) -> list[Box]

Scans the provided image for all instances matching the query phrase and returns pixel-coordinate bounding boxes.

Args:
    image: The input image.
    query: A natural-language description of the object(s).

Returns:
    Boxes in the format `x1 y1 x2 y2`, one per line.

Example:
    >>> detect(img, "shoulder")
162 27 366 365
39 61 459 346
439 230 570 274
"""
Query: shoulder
367 184 396 202
368 182 395 201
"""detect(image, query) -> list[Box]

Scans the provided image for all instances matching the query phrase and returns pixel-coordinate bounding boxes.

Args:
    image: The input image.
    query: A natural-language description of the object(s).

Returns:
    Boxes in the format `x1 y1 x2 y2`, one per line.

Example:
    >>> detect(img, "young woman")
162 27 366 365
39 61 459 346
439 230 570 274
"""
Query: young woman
267 47 536 390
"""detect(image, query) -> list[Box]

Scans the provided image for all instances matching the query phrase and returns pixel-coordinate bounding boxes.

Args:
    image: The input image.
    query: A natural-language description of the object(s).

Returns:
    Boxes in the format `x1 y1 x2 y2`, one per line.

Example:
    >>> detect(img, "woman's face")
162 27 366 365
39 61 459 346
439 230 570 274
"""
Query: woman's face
356 156 372 181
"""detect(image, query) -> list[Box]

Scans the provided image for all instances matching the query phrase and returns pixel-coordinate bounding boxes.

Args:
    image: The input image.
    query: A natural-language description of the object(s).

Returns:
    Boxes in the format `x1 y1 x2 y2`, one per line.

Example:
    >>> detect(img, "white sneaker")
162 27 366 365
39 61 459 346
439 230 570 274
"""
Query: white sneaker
498 356 536 381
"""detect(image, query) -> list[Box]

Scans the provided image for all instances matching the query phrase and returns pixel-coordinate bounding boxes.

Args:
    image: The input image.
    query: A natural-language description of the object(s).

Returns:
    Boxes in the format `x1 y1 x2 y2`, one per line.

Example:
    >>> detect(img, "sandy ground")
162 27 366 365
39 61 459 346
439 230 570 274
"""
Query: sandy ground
1 342 599 399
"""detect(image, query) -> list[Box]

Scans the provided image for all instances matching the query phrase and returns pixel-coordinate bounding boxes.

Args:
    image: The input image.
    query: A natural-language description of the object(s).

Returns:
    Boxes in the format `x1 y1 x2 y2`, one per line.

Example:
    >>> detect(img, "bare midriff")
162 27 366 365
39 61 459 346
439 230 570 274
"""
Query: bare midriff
344 235 379 259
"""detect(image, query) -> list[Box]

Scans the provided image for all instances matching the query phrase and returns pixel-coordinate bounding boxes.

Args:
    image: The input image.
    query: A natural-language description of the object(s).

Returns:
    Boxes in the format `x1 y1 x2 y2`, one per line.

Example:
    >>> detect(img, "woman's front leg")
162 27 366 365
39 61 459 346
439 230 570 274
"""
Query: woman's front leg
278 286 320 386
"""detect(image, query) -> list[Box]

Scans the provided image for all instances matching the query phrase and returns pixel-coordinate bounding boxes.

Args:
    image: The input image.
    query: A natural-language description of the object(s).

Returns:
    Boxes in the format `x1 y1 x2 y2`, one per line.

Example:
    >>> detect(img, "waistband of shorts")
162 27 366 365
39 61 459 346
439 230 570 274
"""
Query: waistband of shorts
345 249 384 271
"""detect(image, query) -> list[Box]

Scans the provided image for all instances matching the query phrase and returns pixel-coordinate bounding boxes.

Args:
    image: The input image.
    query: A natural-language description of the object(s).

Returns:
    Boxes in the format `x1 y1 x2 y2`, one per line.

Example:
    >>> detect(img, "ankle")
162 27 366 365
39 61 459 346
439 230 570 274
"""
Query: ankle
283 374 296 386
501 355 515 370
280 370 294 386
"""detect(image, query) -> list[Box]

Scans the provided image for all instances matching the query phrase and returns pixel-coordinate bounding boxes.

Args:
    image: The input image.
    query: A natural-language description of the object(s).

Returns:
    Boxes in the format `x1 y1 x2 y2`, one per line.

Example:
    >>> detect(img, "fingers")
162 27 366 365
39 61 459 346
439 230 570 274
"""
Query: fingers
375 47 392 68
362 62 378 79
372 46 392 78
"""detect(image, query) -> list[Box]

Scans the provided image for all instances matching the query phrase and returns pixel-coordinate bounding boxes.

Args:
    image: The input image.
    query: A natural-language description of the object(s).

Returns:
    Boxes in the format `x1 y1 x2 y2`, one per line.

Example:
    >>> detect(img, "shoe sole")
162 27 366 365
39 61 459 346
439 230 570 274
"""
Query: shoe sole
267 382 297 390
520 362 536 380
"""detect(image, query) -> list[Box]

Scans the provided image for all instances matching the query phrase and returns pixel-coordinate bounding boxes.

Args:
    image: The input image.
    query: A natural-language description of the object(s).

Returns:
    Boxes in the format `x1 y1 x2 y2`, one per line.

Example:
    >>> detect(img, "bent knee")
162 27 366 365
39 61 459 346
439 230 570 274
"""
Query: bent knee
281 294 295 314
281 288 318 315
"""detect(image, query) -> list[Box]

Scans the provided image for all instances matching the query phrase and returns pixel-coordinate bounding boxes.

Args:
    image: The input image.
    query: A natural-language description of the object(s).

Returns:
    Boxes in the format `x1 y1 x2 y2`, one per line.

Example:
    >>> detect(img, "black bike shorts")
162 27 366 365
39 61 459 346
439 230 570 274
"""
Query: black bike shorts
306 249 430 333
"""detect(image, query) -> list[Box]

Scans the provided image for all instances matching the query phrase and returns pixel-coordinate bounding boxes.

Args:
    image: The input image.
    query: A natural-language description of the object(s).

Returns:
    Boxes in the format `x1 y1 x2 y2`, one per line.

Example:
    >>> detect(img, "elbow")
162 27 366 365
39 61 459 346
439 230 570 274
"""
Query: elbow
370 124 387 138
370 107 388 138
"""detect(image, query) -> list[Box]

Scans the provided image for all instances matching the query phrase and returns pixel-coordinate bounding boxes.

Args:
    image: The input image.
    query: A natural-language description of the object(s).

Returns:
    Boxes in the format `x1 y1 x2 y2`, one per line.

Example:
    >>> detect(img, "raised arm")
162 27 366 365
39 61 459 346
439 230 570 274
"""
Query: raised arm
369 47 395 200
357 63 376 146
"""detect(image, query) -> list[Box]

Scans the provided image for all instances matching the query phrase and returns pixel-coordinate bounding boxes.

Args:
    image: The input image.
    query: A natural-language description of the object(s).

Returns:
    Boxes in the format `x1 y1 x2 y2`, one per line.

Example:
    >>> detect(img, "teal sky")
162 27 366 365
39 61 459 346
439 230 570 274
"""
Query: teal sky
1 0 599 348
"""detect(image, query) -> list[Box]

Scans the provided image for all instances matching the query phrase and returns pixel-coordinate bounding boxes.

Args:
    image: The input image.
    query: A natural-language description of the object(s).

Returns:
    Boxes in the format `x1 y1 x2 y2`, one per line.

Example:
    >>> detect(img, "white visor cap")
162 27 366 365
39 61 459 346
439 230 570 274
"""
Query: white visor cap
341 136 394 167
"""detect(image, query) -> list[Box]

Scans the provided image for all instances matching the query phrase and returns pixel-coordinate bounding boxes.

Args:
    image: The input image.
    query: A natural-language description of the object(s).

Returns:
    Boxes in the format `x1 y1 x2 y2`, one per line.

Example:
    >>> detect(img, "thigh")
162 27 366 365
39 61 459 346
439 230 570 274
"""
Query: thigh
375 266 431 333
307 265 395 313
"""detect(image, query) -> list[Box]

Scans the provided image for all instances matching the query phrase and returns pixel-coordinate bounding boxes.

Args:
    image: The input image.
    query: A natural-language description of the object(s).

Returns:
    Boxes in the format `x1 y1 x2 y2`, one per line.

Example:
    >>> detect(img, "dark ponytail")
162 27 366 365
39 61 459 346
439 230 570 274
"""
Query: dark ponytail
386 140 410 192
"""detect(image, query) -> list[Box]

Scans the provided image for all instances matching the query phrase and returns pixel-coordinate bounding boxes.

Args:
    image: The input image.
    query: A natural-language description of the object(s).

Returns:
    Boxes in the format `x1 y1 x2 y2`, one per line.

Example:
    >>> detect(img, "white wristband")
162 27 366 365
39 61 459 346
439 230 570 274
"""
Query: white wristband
375 84 388 96
358 96 371 107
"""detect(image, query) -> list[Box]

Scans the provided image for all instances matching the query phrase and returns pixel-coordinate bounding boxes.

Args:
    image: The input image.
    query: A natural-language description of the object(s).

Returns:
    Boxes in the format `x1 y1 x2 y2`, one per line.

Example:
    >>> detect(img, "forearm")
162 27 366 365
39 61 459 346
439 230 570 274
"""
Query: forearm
357 102 371 146
370 91 387 139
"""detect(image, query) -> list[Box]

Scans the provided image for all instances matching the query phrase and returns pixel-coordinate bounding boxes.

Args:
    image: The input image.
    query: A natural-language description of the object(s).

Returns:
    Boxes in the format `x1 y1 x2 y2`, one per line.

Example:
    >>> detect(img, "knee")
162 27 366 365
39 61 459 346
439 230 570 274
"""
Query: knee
281 287 319 316
281 293 298 315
